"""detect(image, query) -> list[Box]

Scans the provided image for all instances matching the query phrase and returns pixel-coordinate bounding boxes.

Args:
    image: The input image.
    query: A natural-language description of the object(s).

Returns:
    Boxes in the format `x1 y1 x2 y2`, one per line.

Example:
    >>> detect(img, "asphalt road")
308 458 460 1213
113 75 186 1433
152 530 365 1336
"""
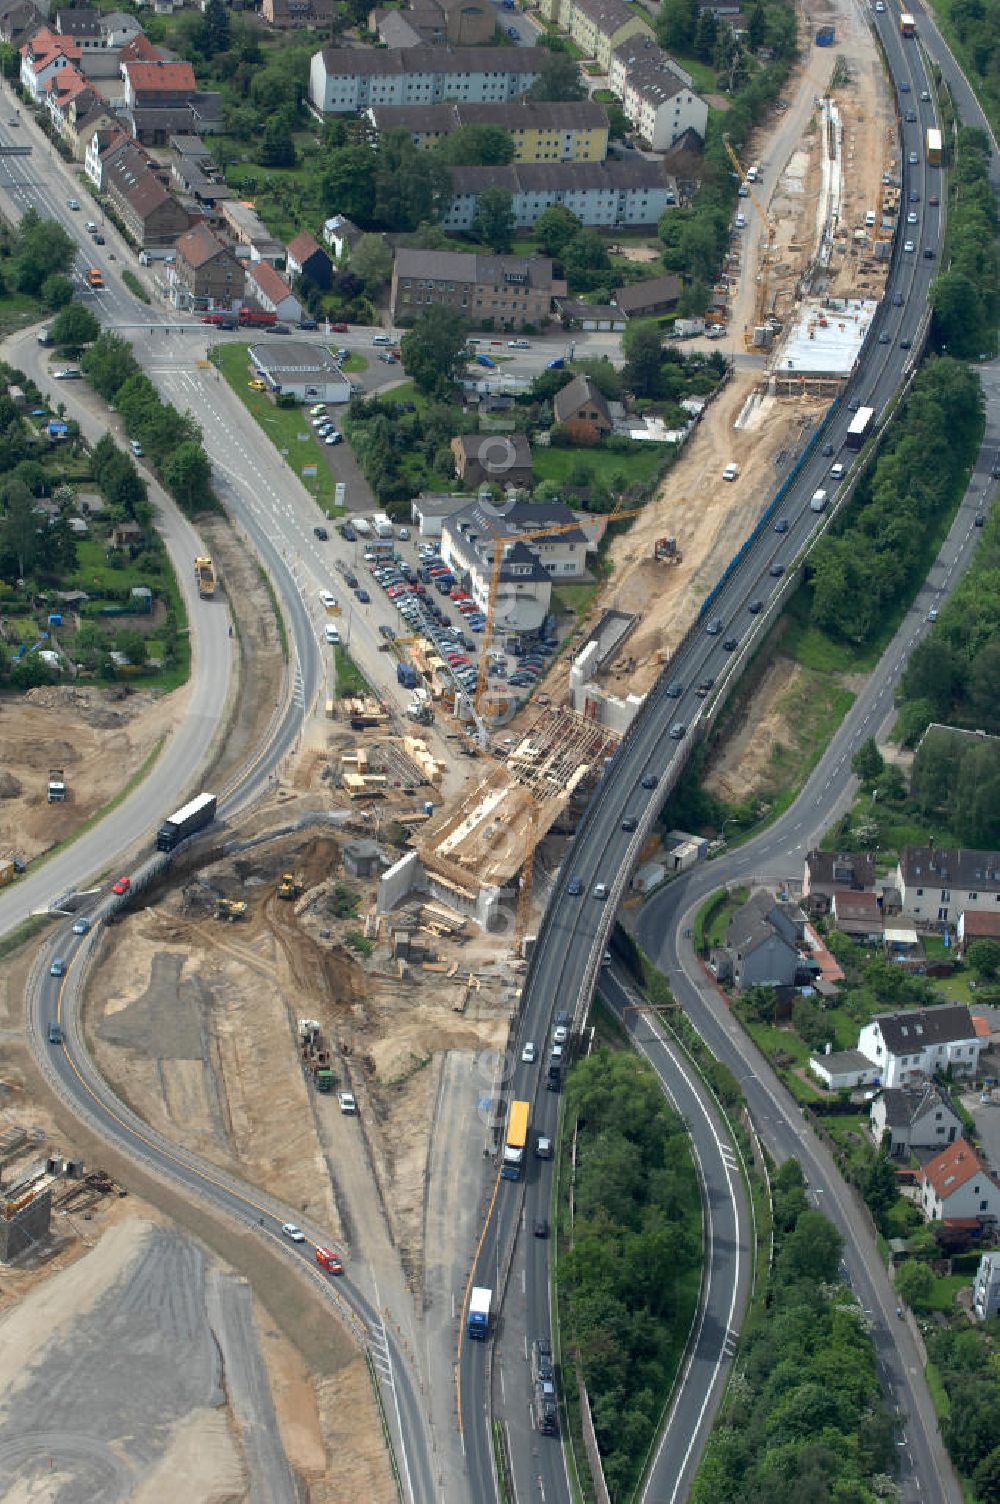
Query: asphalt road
464 17 948 1503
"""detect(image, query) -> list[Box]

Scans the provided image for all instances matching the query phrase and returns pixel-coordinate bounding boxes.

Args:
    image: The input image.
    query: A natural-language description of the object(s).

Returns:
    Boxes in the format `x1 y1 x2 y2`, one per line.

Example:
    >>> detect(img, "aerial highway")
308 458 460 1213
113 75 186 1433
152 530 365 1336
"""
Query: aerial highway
462 10 977 1504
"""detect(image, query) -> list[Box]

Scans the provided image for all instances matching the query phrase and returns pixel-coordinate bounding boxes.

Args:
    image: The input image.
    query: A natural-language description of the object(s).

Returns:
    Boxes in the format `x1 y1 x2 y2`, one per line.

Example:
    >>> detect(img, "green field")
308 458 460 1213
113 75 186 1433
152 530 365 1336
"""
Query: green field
532 441 667 491
214 343 344 514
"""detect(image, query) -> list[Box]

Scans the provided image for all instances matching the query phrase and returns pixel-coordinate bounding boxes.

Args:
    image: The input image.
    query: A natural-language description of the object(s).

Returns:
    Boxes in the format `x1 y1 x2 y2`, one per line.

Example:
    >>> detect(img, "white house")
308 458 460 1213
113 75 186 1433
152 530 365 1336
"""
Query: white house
919 1138 1000 1223
246 262 302 324
20 28 81 102
895 845 1000 926
857 1003 987 1089
440 497 590 634
608 38 708 150
870 1083 962 1159
309 45 544 115
322 214 362 262
973 1252 1000 1319
808 1048 883 1092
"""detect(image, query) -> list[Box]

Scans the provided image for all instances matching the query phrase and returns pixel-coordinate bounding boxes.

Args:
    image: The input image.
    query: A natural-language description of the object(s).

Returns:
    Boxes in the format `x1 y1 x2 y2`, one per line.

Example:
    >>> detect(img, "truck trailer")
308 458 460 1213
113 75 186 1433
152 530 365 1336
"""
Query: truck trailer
156 791 217 852
502 1100 530 1180
468 1286 492 1339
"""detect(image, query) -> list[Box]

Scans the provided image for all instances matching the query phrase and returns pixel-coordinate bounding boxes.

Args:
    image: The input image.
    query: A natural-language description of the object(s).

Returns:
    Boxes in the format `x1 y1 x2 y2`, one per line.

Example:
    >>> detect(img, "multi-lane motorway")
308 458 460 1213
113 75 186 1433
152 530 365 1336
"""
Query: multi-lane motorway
461 10 977 1504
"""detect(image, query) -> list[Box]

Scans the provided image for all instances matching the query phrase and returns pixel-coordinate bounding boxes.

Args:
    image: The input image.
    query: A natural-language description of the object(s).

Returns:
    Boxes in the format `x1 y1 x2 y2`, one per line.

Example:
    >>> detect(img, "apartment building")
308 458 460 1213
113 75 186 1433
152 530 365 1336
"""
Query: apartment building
538 0 652 70
391 248 556 327
442 159 676 229
366 97 609 160
609 37 708 148
105 144 191 248
440 497 590 632
20 27 81 102
308 45 544 114
170 222 245 309
894 846 1000 926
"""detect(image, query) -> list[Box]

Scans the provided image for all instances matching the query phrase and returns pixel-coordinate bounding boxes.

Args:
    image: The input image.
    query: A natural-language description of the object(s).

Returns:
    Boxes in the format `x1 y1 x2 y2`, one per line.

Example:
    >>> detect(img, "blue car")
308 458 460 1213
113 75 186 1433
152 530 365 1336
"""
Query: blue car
355 588 370 603
546 357 565 369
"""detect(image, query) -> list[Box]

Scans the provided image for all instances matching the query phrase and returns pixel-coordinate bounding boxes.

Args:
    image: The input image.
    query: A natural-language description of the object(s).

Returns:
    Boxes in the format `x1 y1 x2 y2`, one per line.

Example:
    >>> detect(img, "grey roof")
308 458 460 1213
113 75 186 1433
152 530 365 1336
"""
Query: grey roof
449 494 585 542
369 98 608 134
900 845 1000 893
807 848 876 890
56 7 102 33
613 37 696 104
249 342 346 378
412 492 468 518
453 432 533 471
877 1083 959 1129
555 297 623 322
394 247 554 290
552 373 611 425
375 11 424 47
727 889 801 955
573 0 649 32
815 1048 880 1075
449 159 674 195
170 133 210 158
612 273 681 313
874 1004 978 1054
317 45 546 76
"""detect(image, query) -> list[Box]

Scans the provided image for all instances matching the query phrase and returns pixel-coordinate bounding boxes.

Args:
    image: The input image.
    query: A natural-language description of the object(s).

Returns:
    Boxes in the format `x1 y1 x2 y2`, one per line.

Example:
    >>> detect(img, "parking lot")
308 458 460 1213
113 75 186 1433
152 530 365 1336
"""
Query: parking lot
334 520 559 708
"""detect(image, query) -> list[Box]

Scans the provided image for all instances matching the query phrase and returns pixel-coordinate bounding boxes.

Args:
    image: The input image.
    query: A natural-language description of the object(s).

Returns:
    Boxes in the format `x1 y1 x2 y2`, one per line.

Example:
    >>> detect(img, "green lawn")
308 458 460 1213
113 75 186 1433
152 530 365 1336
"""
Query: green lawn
925 1361 952 1423
214 343 343 514
341 352 366 374
334 645 368 697
532 441 667 491
550 579 601 619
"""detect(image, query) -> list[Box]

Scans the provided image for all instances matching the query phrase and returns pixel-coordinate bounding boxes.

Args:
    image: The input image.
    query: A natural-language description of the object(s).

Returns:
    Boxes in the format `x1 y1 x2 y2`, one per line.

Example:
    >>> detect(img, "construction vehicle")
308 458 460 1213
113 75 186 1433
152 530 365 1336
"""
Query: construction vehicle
215 898 248 922
406 687 434 725
85 267 104 289
721 135 777 348
299 1020 335 1092
653 536 682 565
47 767 66 803
194 556 216 598
277 873 301 901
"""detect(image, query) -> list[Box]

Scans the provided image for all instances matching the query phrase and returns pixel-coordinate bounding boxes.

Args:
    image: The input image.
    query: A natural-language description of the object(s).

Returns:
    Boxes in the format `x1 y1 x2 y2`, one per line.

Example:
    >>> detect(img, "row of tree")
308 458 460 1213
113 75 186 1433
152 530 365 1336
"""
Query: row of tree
692 1159 896 1503
805 357 983 643
929 130 999 358
558 1050 702 1502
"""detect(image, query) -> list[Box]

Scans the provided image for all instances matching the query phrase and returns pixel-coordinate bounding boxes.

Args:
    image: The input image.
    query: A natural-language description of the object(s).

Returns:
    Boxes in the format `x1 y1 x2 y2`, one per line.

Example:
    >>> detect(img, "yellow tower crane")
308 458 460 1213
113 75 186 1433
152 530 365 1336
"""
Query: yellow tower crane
721 135 777 348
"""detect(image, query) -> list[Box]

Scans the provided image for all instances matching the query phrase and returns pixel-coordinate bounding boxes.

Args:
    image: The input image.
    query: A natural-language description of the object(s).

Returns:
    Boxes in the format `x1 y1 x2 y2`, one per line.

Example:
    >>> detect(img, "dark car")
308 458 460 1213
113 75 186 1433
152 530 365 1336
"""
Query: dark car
621 816 638 833
893 292 904 306
822 443 834 457
924 247 935 259
706 617 722 635
748 599 763 614
909 190 920 203
975 514 985 527
533 1217 549 1238
641 773 659 790
355 587 370 603
900 338 912 349
567 876 583 896
344 572 359 590
666 680 684 698
669 723 686 740
299 318 318 330
696 677 714 698
770 562 785 577
775 518 790 534
48 1023 63 1045
379 624 396 640
848 399 860 413
340 524 356 542
723 636 739 651
878 332 890 344
313 526 328 541
93 233 105 244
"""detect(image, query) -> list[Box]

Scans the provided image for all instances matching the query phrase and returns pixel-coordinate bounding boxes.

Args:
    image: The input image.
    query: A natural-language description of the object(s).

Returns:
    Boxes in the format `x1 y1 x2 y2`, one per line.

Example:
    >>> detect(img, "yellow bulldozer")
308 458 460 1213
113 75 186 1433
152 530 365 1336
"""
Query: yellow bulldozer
277 873 301 901
216 899 248 922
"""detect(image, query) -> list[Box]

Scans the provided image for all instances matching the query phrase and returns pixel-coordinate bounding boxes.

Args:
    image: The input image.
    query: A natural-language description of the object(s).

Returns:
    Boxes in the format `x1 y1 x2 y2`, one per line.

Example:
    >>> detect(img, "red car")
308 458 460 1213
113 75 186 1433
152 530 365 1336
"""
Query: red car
315 1246 344 1274
330 322 348 333
112 876 131 896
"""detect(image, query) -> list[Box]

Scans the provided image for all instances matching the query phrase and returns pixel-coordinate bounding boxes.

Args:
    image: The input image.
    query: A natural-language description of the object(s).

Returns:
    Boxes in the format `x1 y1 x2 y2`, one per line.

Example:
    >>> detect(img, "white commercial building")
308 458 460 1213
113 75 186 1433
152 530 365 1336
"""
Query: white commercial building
248 342 350 403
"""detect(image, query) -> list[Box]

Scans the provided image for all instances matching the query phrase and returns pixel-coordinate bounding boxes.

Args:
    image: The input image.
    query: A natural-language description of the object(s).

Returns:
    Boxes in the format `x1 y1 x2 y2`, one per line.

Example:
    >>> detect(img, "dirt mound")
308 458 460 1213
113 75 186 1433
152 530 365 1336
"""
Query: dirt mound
0 771 21 798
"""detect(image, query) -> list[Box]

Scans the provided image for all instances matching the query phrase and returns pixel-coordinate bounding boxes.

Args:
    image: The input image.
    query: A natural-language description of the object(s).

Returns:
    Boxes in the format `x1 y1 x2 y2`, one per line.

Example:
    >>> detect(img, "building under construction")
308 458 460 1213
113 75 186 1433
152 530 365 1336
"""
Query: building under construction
0 1154 61 1262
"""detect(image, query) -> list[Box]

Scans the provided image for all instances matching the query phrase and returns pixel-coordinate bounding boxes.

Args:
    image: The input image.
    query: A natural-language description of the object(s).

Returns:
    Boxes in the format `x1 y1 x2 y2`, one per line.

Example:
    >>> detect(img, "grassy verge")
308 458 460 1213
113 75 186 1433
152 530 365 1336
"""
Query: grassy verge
0 912 52 962
341 352 366 374
213 343 343 513
925 1361 953 1422
334 645 367 697
121 270 151 305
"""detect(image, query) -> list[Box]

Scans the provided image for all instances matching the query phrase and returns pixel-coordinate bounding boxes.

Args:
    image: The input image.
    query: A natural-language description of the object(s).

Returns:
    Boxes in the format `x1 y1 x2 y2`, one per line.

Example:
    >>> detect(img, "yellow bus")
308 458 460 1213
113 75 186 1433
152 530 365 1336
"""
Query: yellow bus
502 1100 530 1180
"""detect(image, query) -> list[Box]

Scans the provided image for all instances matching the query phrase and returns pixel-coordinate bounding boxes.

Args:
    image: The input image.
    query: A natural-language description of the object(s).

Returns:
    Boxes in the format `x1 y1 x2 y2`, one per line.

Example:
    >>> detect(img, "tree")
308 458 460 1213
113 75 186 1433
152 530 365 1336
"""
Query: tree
81 332 140 401
13 211 75 297
164 442 214 514
528 52 586 101
374 131 452 232
436 125 514 166
321 146 377 225
1 479 39 580
851 736 884 785
656 0 697 51
41 273 73 311
974 1447 1000 1504
930 271 985 357
350 234 392 294
259 120 296 169
622 319 664 398
201 0 230 56
561 229 610 277
967 939 1000 980
471 187 514 253
50 304 100 349
534 205 583 258
968 639 1000 730
856 1148 898 1231
779 1209 842 1282
400 307 468 396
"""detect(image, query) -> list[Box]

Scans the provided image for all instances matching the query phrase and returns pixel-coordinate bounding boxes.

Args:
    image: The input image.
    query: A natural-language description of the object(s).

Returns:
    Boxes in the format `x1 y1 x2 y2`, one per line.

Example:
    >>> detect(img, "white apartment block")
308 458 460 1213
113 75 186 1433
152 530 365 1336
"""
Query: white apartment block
609 38 708 148
443 160 676 229
309 45 544 114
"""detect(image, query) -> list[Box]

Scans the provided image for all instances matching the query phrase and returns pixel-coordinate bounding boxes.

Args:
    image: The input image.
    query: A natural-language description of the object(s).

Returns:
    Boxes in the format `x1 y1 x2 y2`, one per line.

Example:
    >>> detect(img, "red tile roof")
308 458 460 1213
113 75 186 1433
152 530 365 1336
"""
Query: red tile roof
962 911 1000 940
249 260 293 305
175 222 230 270
124 60 196 93
973 1014 992 1039
920 1138 995 1201
287 229 323 265
119 33 162 62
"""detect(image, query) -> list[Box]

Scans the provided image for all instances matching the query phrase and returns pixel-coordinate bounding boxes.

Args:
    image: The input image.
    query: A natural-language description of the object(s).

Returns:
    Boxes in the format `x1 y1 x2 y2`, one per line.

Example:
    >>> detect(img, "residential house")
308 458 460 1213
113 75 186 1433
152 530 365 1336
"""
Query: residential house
246 261 302 323
442 159 677 230
170 222 245 309
440 497 589 633
169 144 233 207
830 890 884 944
366 98 610 161
322 214 362 261
450 432 534 491
958 910 1000 953
724 888 804 992
98 10 144 47
919 1138 1000 1223
20 26 80 102
121 58 221 144
803 848 877 903
611 273 681 319
391 248 556 329
870 1083 962 1159
286 229 332 290
105 146 190 248
973 1252 1000 1319
0 0 44 50
555 297 626 331
551 373 612 443
308 46 545 115
895 845 1000 927
261 0 335 25
609 37 708 147
858 1003 988 1089
538 0 653 71
53 8 104 46
369 0 496 46
84 125 132 191
118 31 162 64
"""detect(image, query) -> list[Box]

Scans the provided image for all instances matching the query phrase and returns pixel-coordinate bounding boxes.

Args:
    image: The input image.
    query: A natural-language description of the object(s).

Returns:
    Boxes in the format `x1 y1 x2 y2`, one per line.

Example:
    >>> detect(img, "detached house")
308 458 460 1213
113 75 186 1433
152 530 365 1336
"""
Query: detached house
803 848 877 905
246 262 302 324
721 889 804 992
870 1083 962 1159
919 1138 1000 1224
858 1003 987 1089
552 374 612 444
286 230 332 290
20 27 81 103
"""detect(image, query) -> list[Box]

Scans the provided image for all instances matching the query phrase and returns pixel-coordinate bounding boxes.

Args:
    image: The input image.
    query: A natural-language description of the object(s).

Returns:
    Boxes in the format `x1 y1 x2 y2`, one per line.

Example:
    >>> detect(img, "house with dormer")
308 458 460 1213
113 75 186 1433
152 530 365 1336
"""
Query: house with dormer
858 1003 987 1089
895 845 1000 927
870 1082 962 1159
919 1138 1000 1224
20 26 81 102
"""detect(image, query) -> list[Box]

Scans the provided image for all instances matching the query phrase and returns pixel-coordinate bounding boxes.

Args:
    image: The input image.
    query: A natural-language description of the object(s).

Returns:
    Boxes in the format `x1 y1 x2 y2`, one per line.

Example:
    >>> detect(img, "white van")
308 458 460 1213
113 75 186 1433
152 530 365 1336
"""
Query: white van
810 489 829 512
353 517 372 537
864 209 876 227
830 462 845 480
735 213 747 230
325 623 341 645
723 463 740 482
372 334 392 346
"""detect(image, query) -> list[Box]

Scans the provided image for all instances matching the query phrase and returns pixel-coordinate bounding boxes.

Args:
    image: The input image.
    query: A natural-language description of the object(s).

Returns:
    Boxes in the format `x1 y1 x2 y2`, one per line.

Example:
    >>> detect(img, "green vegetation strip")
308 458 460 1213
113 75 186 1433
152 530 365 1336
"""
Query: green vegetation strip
121 270 151 305
555 1050 702 1502
0 912 52 963
213 343 343 514
333 645 367 697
